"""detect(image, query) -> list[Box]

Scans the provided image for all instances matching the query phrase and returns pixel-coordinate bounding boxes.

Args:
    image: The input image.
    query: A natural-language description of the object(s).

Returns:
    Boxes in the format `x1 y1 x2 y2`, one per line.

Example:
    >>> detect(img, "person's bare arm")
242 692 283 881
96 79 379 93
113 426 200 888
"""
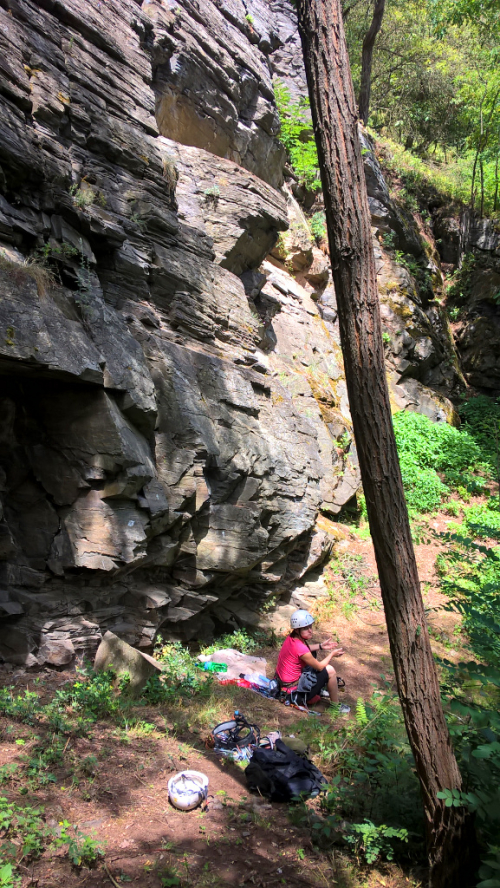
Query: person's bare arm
300 649 343 671
310 637 344 655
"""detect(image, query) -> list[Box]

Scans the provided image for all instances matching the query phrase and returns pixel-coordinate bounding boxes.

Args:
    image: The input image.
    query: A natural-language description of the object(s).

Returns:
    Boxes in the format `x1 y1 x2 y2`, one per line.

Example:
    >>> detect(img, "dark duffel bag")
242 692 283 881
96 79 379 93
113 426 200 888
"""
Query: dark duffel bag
245 739 327 802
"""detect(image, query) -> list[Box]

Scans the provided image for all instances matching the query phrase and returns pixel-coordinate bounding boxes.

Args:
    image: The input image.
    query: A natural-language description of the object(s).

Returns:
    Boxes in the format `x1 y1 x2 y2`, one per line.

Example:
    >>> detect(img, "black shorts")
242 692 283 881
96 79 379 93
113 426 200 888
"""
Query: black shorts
306 668 329 701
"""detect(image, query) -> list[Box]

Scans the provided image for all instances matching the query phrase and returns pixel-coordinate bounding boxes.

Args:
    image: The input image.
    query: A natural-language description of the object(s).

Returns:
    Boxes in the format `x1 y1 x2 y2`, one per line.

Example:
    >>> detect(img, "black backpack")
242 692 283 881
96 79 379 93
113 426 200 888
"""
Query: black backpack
245 739 327 802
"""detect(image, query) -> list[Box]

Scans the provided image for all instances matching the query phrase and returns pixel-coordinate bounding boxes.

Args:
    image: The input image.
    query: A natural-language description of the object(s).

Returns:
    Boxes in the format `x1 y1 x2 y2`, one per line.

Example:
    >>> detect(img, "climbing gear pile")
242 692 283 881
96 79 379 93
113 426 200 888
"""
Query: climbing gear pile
211 710 260 761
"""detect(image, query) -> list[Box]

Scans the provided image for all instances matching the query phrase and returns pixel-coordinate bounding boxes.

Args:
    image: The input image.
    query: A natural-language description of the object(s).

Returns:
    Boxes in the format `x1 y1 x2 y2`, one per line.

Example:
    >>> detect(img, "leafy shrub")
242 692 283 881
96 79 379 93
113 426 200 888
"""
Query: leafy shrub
293 692 424 860
345 819 408 864
201 627 263 655
460 395 500 478
437 531 500 666
0 863 19 888
458 501 500 540
397 455 447 513
52 668 120 721
274 80 321 191
143 641 211 704
0 689 42 725
309 211 327 242
436 515 500 881
446 252 477 306
0 765 17 785
52 820 104 867
0 796 49 861
393 411 485 513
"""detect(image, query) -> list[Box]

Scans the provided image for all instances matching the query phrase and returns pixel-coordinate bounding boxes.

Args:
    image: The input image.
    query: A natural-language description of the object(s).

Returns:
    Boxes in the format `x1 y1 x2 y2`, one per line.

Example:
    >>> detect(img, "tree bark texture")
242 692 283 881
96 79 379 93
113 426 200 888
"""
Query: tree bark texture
358 0 385 125
294 1 477 885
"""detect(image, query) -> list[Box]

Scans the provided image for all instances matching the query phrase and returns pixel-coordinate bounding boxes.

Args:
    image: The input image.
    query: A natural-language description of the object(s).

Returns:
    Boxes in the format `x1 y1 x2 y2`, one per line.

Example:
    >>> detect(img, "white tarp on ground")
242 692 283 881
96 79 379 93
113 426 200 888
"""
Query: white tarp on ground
198 648 267 681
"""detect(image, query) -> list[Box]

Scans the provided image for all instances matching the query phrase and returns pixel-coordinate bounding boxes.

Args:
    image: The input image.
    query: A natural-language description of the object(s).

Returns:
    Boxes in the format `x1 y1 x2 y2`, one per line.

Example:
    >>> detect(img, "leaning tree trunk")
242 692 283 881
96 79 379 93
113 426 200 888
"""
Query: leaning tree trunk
358 0 385 125
295 1 477 885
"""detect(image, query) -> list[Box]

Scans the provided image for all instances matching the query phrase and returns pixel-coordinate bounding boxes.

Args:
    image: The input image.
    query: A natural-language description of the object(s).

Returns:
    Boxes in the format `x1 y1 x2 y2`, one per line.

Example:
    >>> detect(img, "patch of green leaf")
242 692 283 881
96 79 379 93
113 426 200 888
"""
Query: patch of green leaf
274 80 321 192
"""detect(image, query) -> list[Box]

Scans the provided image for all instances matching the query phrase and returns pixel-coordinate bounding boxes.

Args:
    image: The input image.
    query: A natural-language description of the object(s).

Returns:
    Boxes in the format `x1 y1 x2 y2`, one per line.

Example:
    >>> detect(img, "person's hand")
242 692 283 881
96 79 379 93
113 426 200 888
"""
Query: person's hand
320 637 344 653
331 648 344 658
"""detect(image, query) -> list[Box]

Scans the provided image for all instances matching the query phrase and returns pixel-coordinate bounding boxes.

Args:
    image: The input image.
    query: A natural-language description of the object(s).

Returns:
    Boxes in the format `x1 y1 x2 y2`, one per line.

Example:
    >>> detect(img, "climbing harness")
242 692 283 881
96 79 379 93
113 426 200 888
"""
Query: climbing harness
211 710 260 759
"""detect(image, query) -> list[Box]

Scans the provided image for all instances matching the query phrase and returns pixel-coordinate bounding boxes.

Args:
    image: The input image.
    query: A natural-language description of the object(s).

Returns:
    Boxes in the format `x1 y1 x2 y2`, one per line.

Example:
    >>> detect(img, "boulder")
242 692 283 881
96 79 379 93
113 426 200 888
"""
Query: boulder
94 630 162 696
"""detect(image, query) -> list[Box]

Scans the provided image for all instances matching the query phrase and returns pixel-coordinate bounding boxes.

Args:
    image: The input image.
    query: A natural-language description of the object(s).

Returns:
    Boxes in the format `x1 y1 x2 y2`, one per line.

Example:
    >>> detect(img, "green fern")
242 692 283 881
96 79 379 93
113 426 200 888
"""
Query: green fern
356 698 368 725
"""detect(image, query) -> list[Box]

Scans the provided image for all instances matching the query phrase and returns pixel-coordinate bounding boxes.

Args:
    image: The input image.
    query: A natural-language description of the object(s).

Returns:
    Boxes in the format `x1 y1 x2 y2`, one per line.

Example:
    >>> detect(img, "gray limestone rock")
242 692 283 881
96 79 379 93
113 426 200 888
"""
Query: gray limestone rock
0 0 474 668
94 630 162 696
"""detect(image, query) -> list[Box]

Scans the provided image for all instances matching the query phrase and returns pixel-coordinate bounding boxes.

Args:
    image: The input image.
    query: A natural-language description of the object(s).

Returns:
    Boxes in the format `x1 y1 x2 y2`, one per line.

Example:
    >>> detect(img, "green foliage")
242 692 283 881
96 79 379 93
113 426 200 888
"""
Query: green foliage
343 0 500 216
477 846 500 888
0 776 103 876
52 820 104 867
434 493 500 877
455 501 500 540
398 457 447 513
460 395 500 478
143 641 211 704
23 742 62 788
437 524 500 664
292 691 424 859
53 668 120 721
393 250 420 277
393 410 485 513
0 863 20 888
381 230 396 250
0 796 49 862
0 689 42 725
0 766 17 785
345 819 408 864
203 185 220 205
446 253 477 306
34 241 79 264
201 627 263 654
0 667 135 738
274 80 321 191
69 184 96 209
309 211 327 242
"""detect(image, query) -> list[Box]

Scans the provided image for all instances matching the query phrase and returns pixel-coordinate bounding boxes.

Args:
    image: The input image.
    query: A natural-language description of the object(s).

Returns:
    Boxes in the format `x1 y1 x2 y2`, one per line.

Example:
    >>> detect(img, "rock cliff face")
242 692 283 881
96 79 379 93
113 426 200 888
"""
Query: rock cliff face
450 213 500 392
0 0 473 667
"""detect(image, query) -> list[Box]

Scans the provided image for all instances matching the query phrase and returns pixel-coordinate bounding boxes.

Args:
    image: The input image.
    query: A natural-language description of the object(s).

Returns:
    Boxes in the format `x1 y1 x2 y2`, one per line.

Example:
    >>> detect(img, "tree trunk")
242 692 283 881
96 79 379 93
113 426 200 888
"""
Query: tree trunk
294 1 477 885
358 0 385 125
480 156 485 218
493 151 499 212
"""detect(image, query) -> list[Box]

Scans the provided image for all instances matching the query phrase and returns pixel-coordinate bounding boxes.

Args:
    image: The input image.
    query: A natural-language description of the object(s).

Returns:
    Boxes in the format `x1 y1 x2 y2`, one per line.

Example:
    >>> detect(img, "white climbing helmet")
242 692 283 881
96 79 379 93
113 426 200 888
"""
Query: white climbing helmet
290 609 315 630
168 770 209 811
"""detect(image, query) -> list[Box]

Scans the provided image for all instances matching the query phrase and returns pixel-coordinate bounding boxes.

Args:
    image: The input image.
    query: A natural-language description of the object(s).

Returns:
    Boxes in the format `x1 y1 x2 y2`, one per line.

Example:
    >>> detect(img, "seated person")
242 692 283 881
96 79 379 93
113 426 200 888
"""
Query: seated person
275 610 349 712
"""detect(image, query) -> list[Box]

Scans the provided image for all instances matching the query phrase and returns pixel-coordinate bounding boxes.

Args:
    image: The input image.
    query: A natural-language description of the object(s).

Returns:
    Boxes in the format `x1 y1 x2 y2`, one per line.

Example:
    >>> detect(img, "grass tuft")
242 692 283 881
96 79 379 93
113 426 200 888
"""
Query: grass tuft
0 251 56 297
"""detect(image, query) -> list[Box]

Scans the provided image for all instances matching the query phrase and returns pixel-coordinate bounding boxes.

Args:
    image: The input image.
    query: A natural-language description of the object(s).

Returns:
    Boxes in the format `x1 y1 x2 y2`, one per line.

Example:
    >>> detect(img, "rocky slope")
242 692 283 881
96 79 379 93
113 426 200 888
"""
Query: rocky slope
0 0 495 668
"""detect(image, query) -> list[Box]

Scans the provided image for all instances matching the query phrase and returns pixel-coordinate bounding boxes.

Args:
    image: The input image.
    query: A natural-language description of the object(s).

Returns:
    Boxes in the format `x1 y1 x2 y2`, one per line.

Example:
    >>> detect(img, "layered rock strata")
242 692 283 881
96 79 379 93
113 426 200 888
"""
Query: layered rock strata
0 0 352 665
0 0 468 667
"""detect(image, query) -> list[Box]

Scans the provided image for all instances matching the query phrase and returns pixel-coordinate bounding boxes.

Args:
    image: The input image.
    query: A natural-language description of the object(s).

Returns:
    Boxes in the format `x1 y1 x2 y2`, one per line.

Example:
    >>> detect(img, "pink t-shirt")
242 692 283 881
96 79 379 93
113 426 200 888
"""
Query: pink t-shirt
276 635 310 686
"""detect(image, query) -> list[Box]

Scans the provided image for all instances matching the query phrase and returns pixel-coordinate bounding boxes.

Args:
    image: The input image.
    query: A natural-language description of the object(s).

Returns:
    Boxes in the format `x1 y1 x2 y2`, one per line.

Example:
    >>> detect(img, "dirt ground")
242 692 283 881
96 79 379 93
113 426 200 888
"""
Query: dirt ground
0 518 468 888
